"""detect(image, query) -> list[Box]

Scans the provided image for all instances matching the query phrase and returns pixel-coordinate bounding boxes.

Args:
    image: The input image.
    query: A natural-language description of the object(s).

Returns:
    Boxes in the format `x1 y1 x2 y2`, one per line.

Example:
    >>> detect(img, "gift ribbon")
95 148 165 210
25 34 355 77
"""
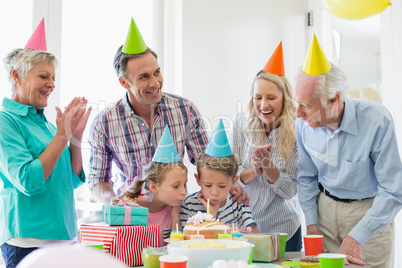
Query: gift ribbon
117 199 138 225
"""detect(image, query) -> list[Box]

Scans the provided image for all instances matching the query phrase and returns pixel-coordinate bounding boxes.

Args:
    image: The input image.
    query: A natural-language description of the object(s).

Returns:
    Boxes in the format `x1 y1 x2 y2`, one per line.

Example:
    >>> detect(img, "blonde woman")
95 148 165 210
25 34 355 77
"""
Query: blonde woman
229 45 303 250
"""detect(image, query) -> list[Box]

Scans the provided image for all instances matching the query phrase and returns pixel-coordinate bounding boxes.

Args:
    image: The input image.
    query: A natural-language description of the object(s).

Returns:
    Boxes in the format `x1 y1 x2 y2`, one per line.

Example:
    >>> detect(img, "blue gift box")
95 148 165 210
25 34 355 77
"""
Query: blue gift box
102 205 149 226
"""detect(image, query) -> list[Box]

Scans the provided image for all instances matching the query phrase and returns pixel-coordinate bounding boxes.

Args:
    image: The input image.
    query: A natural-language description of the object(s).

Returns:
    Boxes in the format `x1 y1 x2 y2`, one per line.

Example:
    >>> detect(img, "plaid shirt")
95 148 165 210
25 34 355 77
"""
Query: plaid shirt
88 92 208 194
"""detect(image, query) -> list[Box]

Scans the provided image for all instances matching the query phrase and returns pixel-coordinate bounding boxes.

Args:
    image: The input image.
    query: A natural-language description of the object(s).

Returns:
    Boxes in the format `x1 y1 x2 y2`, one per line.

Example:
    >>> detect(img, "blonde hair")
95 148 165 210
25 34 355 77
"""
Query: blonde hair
246 70 296 161
113 161 187 204
196 151 238 179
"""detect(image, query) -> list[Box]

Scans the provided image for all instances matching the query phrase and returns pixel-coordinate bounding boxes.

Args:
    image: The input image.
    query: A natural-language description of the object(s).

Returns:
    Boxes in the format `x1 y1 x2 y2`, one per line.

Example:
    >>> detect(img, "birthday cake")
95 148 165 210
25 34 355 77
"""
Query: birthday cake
183 212 230 240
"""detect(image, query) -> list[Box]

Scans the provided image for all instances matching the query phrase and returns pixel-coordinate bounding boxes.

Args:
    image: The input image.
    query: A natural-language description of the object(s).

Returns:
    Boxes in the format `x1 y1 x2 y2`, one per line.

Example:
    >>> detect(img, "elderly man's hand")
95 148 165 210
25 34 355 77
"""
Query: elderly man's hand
306 224 329 253
339 236 365 266
230 185 250 206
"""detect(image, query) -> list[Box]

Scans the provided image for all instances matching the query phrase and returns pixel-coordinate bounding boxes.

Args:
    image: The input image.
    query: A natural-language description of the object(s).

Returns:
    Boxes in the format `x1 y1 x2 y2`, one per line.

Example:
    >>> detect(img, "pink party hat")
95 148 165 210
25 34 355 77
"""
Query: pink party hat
25 18 47 51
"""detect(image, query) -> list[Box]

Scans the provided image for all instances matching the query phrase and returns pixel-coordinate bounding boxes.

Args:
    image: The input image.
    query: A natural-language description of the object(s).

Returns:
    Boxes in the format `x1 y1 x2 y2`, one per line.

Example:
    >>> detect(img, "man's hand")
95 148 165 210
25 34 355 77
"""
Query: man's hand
306 224 328 252
339 236 365 266
230 185 250 206
92 182 117 205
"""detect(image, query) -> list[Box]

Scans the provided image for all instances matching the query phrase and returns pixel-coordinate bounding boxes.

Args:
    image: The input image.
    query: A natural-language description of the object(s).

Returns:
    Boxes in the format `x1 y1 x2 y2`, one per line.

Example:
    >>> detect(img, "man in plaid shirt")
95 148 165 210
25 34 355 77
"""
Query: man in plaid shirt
88 44 249 206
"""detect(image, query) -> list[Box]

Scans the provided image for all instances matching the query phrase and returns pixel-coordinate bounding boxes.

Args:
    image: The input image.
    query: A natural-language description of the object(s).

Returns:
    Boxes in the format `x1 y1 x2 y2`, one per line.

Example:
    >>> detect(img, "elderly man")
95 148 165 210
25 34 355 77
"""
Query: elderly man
293 35 402 267
88 18 248 206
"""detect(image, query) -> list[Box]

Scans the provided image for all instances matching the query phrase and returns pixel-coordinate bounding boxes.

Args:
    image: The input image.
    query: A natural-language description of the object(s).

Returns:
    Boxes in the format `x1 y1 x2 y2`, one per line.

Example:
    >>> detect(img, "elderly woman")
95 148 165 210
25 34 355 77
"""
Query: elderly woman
0 48 91 267
229 46 303 251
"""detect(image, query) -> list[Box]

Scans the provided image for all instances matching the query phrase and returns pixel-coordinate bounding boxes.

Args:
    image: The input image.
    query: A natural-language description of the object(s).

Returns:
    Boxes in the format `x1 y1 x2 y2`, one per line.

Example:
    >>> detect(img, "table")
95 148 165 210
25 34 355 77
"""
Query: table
134 251 364 267
270 251 363 267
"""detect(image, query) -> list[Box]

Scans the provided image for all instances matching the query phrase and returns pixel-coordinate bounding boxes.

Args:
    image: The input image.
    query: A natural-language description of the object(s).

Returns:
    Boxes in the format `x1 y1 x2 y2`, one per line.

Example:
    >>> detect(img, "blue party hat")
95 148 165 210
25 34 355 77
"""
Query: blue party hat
205 119 232 157
153 126 180 163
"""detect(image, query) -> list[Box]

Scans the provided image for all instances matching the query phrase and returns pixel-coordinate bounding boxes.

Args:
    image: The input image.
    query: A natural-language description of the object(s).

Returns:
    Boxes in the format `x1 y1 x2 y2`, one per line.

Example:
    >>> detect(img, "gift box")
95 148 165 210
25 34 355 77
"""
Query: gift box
80 222 160 267
102 205 149 225
244 233 280 262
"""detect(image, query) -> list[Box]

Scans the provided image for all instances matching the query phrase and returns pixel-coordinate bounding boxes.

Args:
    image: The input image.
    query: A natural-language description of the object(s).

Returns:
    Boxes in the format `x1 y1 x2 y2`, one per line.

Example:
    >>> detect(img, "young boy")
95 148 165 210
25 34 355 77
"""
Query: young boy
180 120 259 232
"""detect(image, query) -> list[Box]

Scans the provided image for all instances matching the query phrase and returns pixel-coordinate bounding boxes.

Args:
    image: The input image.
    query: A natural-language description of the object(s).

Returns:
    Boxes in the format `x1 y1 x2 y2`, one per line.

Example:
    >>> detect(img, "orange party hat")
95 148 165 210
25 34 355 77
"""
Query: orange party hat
262 41 285 76
25 18 47 51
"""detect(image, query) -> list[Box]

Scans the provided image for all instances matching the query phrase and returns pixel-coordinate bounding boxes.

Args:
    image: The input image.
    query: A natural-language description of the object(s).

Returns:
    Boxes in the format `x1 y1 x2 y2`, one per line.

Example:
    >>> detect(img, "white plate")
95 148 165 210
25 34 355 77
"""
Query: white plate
164 238 247 243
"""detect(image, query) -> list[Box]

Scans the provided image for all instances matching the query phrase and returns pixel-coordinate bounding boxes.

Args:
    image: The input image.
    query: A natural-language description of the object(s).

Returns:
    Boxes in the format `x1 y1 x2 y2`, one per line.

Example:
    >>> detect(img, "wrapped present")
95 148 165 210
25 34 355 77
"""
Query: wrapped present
80 222 160 267
244 233 280 262
102 204 148 225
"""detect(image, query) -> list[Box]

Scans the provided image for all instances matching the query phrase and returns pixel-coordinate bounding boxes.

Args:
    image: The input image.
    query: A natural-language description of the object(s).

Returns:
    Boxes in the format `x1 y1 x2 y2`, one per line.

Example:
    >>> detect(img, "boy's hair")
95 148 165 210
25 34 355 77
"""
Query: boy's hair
112 161 187 204
196 151 238 179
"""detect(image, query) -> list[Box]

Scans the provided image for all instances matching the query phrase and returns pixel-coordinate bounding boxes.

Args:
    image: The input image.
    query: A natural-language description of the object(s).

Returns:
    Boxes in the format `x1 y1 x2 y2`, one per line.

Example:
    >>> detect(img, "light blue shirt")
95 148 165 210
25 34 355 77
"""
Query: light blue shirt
296 98 402 244
0 98 85 246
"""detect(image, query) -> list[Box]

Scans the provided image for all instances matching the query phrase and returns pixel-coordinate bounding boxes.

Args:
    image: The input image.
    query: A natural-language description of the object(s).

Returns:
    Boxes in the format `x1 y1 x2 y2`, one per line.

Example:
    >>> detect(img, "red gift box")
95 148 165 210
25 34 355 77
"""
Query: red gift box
80 222 160 267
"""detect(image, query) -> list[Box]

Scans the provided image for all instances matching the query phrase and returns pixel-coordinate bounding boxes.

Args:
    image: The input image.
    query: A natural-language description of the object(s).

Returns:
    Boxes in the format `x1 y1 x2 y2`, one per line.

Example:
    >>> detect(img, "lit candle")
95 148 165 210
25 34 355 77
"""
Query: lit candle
207 198 210 215
170 224 184 242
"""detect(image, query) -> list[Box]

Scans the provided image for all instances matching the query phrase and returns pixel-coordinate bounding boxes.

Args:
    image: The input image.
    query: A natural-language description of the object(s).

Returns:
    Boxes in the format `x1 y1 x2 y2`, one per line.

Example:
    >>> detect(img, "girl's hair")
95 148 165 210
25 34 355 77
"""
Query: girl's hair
113 161 187 204
3 48 57 92
196 151 238 179
246 70 296 161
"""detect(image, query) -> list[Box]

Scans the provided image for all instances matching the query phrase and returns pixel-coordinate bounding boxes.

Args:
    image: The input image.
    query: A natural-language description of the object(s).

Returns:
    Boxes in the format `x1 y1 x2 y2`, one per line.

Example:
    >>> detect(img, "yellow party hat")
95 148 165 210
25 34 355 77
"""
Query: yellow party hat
302 34 331 75
122 18 147 54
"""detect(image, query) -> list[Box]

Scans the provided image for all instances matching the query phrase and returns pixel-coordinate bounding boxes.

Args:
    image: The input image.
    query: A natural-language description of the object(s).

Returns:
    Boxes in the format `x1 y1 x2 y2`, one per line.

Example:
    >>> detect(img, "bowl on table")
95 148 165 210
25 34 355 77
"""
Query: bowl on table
167 239 253 268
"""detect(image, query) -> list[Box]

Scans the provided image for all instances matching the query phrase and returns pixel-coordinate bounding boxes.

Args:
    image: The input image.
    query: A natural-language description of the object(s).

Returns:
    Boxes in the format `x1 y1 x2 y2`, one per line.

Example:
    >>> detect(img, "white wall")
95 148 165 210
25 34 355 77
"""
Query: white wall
382 1 402 266
163 0 309 192
181 0 308 127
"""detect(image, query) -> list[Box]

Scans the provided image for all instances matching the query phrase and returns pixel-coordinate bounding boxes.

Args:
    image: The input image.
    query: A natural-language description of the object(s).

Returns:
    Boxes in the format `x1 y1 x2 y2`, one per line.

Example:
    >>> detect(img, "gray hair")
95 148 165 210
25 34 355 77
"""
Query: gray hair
3 48 57 92
294 63 348 105
113 45 158 80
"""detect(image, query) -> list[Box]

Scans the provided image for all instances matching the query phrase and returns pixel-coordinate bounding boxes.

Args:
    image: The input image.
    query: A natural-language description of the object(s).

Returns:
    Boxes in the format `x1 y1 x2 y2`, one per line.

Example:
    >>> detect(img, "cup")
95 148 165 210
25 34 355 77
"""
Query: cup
303 235 323 256
159 254 188 268
278 233 287 259
143 252 164 268
248 244 255 264
318 253 346 268
80 241 103 251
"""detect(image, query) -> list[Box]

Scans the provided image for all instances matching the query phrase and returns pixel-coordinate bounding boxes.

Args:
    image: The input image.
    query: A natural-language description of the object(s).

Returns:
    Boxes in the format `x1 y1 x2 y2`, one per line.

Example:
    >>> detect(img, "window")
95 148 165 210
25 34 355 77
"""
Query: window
60 0 156 220
0 1 33 100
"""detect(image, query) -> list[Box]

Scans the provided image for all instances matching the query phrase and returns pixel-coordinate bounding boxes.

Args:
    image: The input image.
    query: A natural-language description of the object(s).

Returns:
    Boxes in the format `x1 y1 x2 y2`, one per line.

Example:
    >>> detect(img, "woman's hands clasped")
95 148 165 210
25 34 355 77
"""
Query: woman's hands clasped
252 144 280 184
55 97 92 142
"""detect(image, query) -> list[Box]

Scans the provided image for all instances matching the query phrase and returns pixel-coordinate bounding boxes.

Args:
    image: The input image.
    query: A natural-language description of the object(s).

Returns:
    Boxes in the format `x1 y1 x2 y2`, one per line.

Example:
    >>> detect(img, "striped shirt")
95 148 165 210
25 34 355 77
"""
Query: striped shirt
88 92 208 194
180 192 256 228
229 112 302 239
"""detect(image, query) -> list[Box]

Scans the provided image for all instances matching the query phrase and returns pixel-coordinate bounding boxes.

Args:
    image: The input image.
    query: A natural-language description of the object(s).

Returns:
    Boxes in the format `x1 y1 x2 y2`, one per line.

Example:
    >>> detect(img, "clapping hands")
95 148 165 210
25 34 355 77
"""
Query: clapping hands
252 144 279 183
55 97 92 142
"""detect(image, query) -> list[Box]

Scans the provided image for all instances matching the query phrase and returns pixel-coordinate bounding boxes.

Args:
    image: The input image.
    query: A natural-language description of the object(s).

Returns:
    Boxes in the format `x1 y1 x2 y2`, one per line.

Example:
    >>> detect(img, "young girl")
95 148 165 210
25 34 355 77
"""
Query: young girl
113 161 187 246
